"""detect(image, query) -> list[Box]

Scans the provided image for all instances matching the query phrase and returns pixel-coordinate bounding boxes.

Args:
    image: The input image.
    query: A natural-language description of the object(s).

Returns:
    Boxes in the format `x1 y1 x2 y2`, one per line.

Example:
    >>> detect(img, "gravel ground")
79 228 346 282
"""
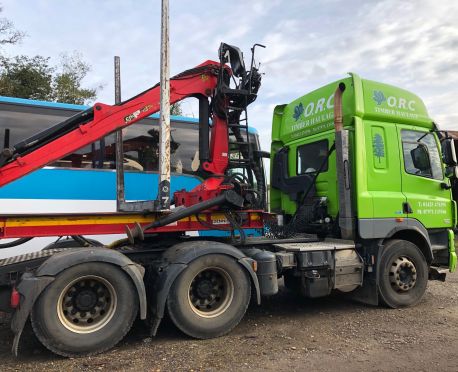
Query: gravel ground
0 271 457 371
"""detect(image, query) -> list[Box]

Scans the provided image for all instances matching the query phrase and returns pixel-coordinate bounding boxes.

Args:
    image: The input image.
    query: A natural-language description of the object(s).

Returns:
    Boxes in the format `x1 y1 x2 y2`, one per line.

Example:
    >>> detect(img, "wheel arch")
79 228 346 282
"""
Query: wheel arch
384 227 432 264
11 247 147 356
149 240 260 336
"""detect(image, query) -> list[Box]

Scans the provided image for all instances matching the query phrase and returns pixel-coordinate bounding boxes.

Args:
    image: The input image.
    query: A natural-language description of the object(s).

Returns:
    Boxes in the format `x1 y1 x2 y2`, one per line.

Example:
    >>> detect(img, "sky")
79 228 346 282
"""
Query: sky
1 0 457 151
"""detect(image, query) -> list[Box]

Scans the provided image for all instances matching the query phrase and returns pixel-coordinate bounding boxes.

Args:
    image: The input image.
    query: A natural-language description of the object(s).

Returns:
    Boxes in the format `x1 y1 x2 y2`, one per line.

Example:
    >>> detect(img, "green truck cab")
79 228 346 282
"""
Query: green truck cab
270 73 457 306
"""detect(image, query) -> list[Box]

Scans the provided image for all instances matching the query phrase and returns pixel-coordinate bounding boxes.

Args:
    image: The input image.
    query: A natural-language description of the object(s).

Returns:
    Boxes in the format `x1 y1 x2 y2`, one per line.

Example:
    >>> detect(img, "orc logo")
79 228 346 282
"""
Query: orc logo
373 90 386 105
372 90 416 111
293 103 304 121
292 94 334 121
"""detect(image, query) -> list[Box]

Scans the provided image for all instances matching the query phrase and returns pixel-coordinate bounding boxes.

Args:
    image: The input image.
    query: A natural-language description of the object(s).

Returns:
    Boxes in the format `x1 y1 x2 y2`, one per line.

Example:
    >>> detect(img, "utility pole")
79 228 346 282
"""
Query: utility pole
114 56 125 211
158 0 171 210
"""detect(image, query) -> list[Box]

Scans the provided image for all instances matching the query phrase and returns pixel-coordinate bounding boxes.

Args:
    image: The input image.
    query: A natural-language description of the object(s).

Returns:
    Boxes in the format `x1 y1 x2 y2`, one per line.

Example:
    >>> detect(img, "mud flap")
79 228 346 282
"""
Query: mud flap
11 273 54 356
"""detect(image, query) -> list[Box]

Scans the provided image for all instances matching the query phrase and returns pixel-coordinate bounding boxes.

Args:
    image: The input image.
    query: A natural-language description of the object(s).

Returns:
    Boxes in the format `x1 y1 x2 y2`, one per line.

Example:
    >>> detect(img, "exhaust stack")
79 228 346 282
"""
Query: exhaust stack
334 83 354 240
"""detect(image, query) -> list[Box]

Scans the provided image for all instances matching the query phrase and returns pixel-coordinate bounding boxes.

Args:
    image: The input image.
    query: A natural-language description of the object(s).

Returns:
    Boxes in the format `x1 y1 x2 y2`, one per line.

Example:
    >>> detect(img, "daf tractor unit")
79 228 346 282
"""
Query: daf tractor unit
0 43 455 357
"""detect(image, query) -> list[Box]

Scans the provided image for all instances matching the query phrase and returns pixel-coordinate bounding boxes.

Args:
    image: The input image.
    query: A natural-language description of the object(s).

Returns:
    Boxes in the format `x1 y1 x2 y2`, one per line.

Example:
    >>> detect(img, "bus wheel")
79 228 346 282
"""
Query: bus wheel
31 262 138 357
167 254 251 339
378 239 428 308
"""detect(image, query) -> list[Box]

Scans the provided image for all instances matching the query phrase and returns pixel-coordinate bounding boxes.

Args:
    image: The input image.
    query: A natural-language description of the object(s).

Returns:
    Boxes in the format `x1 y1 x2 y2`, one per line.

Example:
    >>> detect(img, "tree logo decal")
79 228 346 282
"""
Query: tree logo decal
293 102 304 121
373 133 385 163
372 90 386 105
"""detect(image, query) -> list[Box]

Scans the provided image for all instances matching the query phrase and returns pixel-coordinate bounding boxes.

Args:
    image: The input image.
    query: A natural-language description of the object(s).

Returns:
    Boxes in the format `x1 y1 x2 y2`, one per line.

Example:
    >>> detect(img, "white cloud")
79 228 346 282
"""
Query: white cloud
1 0 457 149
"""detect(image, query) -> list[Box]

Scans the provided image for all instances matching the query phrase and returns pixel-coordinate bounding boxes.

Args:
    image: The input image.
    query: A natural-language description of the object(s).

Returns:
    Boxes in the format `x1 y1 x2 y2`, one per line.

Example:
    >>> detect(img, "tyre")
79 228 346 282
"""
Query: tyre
167 254 251 339
31 262 138 357
378 239 428 308
42 237 102 250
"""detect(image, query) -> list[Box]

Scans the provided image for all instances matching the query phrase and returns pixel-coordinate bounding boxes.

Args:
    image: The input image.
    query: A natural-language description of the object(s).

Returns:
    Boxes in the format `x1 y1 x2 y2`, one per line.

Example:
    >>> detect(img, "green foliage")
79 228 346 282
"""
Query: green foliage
170 102 183 116
0 55 53 100
0 52 98 104
52 52 98 104
0 6 99 104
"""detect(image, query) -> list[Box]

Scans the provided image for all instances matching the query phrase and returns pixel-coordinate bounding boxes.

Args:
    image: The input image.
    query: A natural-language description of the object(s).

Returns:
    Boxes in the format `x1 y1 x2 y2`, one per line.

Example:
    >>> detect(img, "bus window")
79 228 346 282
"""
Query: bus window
103 119 160 171
102 118 200 174
0 104 72 145
171 122 200 175
0 101 99 169
49 144 97 169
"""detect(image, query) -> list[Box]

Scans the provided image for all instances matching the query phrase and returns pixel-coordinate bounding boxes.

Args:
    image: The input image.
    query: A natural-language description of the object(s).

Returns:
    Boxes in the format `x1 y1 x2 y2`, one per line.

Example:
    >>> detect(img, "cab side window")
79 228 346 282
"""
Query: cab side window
401 130 443 180
297 140 329 175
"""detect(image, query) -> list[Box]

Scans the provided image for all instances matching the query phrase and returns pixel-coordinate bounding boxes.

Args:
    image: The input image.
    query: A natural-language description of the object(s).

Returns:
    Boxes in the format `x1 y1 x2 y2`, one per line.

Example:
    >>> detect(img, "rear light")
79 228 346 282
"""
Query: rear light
251 260 258 272
10 287 20 309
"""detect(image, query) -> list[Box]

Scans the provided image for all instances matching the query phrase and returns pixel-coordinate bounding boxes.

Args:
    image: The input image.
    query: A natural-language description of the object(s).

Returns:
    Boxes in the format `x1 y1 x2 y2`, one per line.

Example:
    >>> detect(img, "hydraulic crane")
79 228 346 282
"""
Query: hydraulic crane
0 43 269 357
0 43 262 205
0 43 265 241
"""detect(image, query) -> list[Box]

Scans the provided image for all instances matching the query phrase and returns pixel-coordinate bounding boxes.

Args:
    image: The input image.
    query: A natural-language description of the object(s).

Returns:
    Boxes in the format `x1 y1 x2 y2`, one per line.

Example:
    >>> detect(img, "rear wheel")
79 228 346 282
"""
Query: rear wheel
167 254 251 339
31 262 138 357
378 239 428 308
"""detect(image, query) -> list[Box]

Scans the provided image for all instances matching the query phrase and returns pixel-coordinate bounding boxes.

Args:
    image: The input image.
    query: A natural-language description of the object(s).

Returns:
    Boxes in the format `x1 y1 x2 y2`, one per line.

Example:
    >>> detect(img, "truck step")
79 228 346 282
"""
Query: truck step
273 239 355 252
233 235 318 246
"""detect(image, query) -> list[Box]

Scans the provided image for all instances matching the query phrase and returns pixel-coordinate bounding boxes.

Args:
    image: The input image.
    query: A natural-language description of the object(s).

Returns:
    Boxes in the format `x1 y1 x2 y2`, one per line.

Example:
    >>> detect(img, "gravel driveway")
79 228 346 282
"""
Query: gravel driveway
0 271 457 371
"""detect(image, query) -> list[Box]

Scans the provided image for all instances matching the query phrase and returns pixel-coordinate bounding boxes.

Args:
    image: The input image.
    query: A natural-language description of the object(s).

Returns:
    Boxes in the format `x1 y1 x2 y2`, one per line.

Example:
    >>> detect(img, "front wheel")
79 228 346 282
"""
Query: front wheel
31 262 138 357
378 239 428 308
167 254 251 339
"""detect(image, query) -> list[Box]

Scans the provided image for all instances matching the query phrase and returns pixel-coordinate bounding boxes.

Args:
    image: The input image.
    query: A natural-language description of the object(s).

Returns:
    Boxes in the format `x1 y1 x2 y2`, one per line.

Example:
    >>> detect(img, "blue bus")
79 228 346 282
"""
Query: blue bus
0 96 264 257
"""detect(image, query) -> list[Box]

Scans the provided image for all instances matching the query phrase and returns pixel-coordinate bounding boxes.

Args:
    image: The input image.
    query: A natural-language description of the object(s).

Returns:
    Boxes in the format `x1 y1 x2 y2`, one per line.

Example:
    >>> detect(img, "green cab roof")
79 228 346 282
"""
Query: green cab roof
272 73 432 144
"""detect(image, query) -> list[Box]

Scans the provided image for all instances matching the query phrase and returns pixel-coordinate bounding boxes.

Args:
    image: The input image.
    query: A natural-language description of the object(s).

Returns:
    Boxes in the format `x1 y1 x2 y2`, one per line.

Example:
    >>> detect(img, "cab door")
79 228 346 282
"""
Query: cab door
397 125 454 228
364 121 407 219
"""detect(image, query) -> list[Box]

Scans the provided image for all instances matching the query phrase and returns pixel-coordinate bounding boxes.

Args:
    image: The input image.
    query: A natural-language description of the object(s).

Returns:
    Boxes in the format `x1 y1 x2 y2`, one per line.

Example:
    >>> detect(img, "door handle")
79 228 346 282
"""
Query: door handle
403 202 413 214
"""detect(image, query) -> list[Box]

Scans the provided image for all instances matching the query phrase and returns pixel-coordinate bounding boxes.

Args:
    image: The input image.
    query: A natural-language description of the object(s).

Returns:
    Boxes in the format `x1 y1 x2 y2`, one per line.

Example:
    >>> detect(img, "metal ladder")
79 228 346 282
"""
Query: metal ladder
226 103 253 179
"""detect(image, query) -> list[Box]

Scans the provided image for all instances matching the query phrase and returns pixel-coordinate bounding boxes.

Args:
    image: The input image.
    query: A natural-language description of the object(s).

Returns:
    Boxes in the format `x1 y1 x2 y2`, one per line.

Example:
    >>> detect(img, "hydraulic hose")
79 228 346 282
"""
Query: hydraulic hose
126 190 245 243
0 237 33 249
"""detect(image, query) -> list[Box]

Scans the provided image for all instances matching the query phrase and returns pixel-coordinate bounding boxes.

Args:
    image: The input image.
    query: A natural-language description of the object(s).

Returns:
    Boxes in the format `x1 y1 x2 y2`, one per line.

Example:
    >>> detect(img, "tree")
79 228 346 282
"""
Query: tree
52 52 98 104
170 102 183 116
0 55 53 99
0 52 98 104
0 7 98 104
0 6 25 45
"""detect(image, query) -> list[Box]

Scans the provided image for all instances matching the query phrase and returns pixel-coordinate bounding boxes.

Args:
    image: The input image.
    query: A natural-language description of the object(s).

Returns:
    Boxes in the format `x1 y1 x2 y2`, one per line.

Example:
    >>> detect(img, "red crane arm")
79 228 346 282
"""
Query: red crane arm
0 60 228 188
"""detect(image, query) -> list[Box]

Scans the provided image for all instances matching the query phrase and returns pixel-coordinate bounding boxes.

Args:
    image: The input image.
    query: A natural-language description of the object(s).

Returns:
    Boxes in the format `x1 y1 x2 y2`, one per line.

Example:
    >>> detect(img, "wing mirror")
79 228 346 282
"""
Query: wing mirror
411 144 430 171
445 165 458 179
442 138 457 166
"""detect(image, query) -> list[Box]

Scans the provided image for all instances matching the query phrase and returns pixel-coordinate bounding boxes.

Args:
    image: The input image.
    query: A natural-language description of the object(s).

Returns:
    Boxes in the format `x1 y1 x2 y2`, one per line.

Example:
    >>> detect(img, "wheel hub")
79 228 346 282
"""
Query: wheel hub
195 280 213 298
75 290 97 310
389 256 417 292
57 275 117 334
188 267 234 318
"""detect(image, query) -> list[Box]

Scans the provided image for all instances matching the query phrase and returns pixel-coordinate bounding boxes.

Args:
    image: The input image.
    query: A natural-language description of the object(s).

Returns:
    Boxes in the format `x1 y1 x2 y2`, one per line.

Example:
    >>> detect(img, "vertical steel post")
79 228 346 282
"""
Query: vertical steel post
158 0 171 210
114 56 125 210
